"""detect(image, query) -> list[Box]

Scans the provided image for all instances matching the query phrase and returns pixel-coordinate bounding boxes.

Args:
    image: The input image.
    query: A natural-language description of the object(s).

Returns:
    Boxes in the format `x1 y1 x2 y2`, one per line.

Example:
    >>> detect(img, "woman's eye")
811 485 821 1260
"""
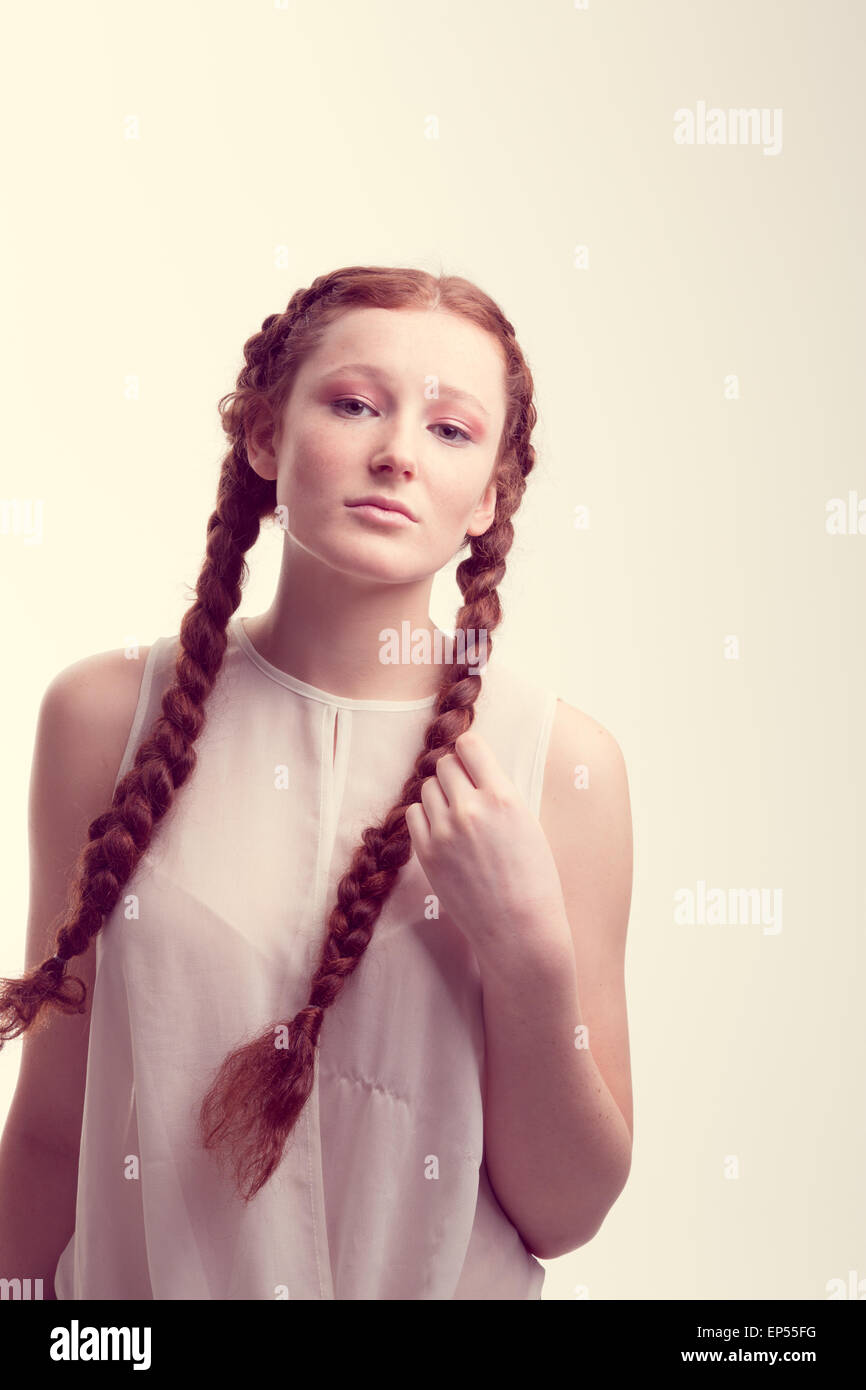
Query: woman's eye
432 423 471 444
333 397 373 418
331 398 471 445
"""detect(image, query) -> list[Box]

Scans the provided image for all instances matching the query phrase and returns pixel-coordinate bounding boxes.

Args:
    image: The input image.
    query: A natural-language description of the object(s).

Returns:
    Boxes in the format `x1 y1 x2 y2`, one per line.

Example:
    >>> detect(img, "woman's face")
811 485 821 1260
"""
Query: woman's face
246 306 507 583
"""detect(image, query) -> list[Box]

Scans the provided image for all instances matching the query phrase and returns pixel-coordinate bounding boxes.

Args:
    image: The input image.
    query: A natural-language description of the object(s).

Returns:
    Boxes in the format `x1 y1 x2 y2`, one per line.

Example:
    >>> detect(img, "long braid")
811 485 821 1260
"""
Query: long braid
0 267 538 1212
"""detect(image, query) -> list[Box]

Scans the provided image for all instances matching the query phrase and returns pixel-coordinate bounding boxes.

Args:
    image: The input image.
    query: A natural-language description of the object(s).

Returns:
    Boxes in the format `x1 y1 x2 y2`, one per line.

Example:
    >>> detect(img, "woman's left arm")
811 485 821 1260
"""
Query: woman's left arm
405 703 634 1261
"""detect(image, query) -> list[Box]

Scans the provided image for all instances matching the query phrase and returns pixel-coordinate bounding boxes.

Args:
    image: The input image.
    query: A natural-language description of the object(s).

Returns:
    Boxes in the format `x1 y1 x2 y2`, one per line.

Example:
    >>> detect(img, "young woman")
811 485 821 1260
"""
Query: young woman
0 265 634 1300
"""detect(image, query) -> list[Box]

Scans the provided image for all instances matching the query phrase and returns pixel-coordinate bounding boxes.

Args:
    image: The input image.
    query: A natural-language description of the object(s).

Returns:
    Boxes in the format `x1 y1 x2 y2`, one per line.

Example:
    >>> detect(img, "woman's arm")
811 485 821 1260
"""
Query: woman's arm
477 700 634 1259
0 646 149 1291
0 1127 80 1298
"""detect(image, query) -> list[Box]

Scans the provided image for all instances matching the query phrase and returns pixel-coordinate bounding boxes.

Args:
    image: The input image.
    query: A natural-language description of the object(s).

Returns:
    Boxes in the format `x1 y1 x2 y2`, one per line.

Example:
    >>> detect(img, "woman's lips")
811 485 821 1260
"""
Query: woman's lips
345 503 416 526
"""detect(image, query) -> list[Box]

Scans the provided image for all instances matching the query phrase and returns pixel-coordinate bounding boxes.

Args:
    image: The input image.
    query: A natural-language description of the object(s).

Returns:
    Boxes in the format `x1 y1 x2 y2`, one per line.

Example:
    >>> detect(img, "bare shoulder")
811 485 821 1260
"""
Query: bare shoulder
39 642 153 793
5 642 152 1155
29 640 154 949
540 697 631 833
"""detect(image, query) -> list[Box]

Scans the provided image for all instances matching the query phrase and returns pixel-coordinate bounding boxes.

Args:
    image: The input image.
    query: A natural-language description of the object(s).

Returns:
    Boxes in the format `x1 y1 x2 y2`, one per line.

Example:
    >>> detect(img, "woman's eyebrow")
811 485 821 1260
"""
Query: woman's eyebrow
319 362 490 420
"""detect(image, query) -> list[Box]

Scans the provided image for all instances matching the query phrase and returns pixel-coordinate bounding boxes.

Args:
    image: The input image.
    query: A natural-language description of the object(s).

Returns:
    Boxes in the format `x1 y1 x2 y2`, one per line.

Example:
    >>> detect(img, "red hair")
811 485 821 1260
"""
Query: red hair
0 265 538 1201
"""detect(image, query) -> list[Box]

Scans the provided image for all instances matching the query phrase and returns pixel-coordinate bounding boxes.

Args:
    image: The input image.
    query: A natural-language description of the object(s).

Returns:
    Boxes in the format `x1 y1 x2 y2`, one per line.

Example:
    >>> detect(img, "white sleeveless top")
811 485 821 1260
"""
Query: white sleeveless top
54 615 558 1300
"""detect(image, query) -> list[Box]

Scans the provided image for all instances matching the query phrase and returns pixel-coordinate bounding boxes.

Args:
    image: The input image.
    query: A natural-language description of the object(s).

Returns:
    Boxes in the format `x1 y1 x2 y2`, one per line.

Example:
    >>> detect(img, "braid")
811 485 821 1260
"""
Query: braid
0 265 539 1212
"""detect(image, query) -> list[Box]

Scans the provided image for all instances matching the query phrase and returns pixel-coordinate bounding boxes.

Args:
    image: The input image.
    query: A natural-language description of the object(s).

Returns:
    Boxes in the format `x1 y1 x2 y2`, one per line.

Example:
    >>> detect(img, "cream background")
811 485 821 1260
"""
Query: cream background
1 0 863 1300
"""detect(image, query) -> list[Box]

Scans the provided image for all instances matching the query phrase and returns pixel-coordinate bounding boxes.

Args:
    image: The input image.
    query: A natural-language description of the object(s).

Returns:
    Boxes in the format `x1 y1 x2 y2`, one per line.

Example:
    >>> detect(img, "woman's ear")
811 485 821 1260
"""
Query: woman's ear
465 477 498 538
244 401 280 481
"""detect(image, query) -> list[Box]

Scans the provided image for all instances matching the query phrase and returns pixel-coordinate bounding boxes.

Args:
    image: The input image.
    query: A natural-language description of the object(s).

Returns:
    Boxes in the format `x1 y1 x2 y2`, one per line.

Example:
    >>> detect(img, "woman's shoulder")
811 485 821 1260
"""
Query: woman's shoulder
39 641 155 789
544 695 627 781
539 694 631 857
42 640 153 717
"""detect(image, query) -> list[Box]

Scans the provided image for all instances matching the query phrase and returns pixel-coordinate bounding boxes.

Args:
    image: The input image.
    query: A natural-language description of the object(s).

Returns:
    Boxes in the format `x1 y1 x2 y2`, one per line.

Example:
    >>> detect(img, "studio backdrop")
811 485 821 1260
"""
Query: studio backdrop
1 0 863 1301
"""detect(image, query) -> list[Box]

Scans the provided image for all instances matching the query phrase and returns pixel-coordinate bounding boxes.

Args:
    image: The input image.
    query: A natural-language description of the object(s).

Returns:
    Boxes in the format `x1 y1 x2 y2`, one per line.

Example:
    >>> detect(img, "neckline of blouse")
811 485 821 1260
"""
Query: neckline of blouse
229 615 442 712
